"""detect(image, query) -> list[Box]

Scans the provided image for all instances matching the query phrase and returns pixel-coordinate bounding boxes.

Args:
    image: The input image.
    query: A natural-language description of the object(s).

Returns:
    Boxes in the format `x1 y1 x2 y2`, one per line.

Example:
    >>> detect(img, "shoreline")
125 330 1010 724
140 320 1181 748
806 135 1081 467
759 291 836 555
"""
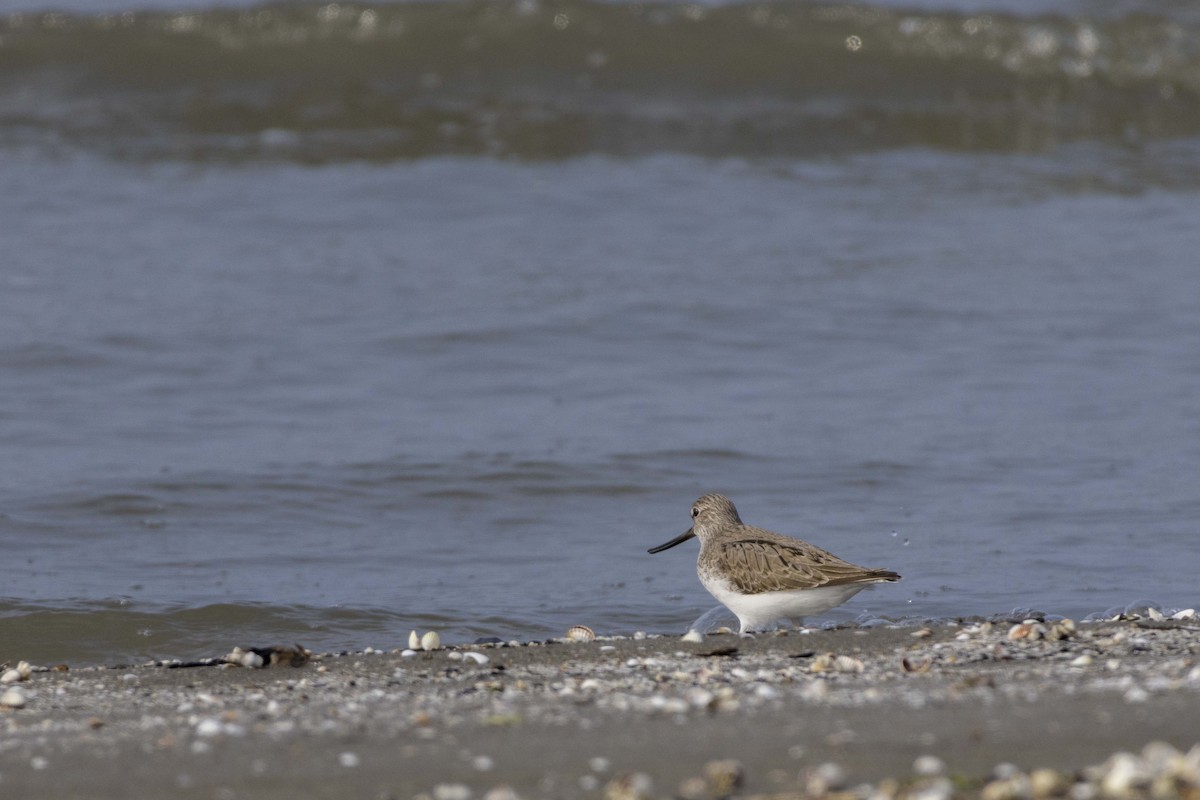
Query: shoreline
2 619 1199 798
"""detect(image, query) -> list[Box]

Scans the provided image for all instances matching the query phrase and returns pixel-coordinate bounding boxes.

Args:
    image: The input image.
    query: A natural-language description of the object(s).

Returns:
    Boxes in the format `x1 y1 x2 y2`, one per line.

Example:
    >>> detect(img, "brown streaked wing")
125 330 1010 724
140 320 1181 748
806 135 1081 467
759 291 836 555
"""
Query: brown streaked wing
716 537 898 595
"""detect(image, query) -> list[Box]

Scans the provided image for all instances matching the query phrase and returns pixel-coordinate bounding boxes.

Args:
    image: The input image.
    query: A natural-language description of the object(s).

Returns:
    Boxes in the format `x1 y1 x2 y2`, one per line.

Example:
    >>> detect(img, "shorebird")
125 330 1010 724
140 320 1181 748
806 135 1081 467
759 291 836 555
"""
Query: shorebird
648 493 900 634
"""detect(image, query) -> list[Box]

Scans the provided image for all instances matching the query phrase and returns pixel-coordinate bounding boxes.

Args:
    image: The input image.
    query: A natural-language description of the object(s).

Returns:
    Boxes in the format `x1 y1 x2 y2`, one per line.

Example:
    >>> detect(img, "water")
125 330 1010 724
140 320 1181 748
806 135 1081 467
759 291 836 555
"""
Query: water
2 0 1199 665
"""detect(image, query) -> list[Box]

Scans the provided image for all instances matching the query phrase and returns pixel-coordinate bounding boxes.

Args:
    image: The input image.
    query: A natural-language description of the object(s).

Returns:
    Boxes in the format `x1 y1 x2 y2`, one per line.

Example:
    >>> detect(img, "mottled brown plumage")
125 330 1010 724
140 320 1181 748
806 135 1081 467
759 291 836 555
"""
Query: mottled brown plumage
649 493 901 633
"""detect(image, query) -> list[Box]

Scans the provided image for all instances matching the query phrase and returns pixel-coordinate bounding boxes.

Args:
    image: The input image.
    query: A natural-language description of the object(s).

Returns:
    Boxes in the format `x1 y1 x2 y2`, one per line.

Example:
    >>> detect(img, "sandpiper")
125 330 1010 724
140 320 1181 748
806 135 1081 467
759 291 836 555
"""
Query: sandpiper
648 493 900 634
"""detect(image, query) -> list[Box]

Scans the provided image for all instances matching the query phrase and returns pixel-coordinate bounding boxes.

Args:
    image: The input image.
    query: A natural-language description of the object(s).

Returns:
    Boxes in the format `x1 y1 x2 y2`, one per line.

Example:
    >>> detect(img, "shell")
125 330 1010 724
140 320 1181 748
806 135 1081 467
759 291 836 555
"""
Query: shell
420 631 442 651
902 657 932 674
408 630 421 650
1007 621 1046 641
462 651 490 665
810 652 837 673
1048 619 1076 640
565 625 596 642
681 630 705 643
0 686 27 709
1 661 32 684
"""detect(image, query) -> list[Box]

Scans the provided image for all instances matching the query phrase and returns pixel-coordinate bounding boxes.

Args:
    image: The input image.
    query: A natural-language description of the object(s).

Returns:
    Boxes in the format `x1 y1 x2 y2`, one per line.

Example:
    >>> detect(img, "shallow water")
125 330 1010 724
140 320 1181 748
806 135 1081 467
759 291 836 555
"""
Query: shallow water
2 0 1199 665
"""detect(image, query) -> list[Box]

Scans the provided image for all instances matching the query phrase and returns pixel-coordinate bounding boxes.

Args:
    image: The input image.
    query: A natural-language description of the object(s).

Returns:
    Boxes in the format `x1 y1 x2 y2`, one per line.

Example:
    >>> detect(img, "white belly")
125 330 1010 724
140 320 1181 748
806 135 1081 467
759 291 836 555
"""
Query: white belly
699 570 870 633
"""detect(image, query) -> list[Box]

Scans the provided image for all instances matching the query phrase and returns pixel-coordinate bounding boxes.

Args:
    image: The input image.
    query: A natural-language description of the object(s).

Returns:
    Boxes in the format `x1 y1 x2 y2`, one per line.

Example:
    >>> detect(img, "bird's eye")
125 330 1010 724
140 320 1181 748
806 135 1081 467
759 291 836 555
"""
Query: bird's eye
691 507 699 518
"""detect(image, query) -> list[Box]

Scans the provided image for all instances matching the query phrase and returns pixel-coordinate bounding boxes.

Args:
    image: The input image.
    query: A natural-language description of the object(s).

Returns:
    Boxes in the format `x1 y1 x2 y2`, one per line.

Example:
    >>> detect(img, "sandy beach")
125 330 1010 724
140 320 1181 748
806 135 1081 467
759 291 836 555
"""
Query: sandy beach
2 618 1199 799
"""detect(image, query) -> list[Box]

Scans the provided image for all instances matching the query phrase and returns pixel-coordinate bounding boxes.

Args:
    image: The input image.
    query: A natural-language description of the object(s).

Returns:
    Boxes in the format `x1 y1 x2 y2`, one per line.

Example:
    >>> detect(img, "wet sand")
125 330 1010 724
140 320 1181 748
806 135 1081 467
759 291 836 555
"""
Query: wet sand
1 619 1199 799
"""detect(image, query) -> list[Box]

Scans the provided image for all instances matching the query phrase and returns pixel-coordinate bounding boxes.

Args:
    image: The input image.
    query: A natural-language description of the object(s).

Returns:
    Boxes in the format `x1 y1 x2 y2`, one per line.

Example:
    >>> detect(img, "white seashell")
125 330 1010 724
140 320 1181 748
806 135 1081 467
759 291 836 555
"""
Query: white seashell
1 661 34 683
400 649 418 658
409 630 421 650
1148 607 1164 621
462 651 489 665
0 686 27 708
834 655 865 673
1171 608 1196 621
1071 654 1094 668
565 625 596 642
681 630 705 643
446 651 463 661
420 631 441 651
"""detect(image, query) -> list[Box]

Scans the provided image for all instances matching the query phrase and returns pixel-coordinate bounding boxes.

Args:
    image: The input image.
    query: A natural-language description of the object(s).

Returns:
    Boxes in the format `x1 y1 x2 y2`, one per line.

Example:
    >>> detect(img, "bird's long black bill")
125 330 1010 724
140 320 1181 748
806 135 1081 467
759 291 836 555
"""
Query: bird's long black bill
647 527 696 554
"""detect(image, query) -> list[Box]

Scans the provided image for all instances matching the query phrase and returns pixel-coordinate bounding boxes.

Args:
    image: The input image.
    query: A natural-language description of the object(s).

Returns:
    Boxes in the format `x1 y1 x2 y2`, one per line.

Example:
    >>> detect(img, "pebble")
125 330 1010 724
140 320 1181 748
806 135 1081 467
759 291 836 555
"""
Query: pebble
1029 768 1068 797
703 758 744 796
0 618 1196 800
